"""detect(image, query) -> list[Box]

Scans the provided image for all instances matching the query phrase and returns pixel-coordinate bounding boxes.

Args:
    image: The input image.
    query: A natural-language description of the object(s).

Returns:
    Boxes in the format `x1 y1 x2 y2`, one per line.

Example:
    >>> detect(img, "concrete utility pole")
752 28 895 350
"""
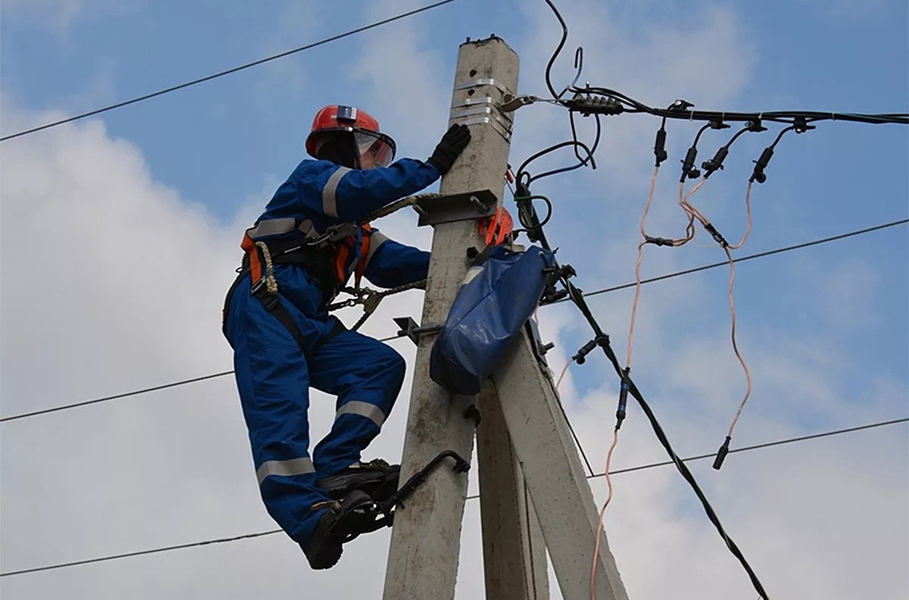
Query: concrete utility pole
383 36 524 600
383 36 629 600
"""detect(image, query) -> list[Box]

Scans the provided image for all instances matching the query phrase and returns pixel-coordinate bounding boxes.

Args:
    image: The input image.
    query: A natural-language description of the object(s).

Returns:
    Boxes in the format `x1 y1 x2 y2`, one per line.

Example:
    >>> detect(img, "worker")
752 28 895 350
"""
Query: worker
222 104 471 569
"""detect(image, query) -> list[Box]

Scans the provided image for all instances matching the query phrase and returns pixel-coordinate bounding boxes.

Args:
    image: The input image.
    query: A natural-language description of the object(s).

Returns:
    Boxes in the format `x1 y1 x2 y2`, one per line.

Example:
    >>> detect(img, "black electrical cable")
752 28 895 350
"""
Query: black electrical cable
565 87 909 126
0 0 459 142
514 139 596 187
681 120 728 181
574 288 771 599
4 416 904 579
543 0 570 101
530 113 601 184
519 173 769 598
750 123 812 183
1 218 904 424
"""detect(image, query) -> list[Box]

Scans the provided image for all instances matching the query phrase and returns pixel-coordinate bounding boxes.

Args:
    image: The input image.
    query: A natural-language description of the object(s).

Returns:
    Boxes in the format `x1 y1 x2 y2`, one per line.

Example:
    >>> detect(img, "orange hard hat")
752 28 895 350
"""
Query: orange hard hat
306 105 396 168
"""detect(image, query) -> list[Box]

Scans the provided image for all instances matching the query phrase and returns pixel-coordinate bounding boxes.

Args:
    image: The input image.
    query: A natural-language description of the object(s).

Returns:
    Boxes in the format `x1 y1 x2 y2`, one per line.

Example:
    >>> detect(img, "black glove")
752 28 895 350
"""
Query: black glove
427 124 471 175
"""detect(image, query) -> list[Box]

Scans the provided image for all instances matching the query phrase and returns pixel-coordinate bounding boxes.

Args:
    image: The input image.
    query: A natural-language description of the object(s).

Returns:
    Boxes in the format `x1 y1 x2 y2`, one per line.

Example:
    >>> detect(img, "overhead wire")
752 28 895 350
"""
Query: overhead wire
1 218 905 424
576 218 908 301
3 416 904 579
0 0 459 142
564 85 909 126
515 60 769 590
554 360 597 477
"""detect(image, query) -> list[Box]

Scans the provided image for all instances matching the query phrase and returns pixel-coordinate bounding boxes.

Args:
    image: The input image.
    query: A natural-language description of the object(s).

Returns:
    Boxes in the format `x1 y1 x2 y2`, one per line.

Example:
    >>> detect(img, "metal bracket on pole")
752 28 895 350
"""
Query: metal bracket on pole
415 189 499 227
450 78 515 142
392 316 442 346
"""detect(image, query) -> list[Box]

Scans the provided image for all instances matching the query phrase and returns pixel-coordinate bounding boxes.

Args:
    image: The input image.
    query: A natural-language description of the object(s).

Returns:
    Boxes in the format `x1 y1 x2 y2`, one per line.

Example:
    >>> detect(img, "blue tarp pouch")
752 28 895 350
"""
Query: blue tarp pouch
430 244 556 395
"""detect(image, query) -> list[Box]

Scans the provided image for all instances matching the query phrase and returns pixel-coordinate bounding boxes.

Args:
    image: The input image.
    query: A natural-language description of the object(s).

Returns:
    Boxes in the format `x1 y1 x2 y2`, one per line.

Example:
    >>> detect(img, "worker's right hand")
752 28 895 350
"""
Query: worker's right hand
427 124 471 175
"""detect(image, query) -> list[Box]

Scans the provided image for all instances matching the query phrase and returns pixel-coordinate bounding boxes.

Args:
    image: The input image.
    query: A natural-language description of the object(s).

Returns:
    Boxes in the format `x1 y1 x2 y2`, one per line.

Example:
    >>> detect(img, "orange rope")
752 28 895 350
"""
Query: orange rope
591 429 620 600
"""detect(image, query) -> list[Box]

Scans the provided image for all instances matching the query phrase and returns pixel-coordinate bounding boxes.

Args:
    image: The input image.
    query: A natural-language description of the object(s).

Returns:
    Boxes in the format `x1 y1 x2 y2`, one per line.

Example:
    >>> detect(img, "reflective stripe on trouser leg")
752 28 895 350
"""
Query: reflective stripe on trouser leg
309 329 407 475
256 457 316 484
223 273 334 549
336 401 387 428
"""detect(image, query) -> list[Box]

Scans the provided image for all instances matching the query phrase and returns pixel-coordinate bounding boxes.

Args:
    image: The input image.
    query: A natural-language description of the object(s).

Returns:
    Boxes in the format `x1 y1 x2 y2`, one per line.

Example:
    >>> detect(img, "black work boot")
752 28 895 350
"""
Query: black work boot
316 459 400 502
301 490 388 570
302 508 344 570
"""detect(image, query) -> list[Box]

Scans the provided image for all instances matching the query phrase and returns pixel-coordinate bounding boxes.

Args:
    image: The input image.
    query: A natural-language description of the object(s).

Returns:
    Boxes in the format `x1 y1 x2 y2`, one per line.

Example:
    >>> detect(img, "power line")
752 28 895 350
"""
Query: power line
1 217 905 424
0 371 234 423
572 218 909 301
0 0 458 143
3 416 904 578
0 530 281 578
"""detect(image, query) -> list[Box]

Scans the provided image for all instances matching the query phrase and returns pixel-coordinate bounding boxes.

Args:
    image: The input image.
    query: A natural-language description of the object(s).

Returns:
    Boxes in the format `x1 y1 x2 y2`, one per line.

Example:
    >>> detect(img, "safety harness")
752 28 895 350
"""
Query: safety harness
222 220 374 353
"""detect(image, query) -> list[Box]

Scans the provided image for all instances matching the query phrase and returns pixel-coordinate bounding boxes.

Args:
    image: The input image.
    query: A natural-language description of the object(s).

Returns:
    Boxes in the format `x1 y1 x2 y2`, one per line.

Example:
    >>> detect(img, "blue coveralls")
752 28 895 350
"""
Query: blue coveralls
223 157 439 549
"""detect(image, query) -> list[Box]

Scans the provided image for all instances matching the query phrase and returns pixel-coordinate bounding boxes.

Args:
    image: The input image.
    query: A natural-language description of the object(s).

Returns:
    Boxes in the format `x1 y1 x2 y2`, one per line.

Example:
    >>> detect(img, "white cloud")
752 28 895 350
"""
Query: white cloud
0 97 467 599
1 1 906 598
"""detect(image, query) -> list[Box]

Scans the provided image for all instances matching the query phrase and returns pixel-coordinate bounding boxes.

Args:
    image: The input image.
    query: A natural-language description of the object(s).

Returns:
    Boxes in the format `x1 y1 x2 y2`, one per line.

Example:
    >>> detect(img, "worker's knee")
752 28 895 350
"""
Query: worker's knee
376 346 406 386
370 346 405 414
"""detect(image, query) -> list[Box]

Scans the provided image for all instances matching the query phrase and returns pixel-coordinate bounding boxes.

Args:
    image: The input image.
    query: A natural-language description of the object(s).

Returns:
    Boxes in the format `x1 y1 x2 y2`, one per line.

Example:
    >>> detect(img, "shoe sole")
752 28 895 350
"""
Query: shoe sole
307 543 342 570
317 469 400 502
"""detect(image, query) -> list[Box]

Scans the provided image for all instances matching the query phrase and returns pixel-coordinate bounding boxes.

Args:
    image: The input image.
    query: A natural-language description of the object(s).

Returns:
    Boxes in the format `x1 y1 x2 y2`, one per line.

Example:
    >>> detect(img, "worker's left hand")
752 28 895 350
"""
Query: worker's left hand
427 124 471 175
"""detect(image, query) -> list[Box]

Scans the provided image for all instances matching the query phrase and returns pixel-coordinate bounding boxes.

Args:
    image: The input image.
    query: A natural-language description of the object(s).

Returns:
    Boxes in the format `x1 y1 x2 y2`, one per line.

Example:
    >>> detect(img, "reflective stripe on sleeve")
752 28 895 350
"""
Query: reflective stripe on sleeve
256 457 316 484
322 167 351 218
364 231 390 270
336 401 386 428
246 218 297 238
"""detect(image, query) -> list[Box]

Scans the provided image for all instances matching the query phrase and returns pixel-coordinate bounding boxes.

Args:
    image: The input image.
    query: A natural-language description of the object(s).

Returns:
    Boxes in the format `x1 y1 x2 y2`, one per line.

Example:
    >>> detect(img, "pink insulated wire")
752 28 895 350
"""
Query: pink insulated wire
721 181 755 441
590 428 620 600
626 166 660 369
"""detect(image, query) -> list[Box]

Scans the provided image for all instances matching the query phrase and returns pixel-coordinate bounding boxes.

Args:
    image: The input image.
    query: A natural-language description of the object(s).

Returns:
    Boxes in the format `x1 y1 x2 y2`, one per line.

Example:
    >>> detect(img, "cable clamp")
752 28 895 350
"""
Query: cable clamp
498 94 539 113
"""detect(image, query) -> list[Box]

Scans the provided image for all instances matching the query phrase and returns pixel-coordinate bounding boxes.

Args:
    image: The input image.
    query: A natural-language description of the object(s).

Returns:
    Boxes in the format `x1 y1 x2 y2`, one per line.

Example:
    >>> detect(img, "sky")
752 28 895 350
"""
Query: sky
1 0 907 599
